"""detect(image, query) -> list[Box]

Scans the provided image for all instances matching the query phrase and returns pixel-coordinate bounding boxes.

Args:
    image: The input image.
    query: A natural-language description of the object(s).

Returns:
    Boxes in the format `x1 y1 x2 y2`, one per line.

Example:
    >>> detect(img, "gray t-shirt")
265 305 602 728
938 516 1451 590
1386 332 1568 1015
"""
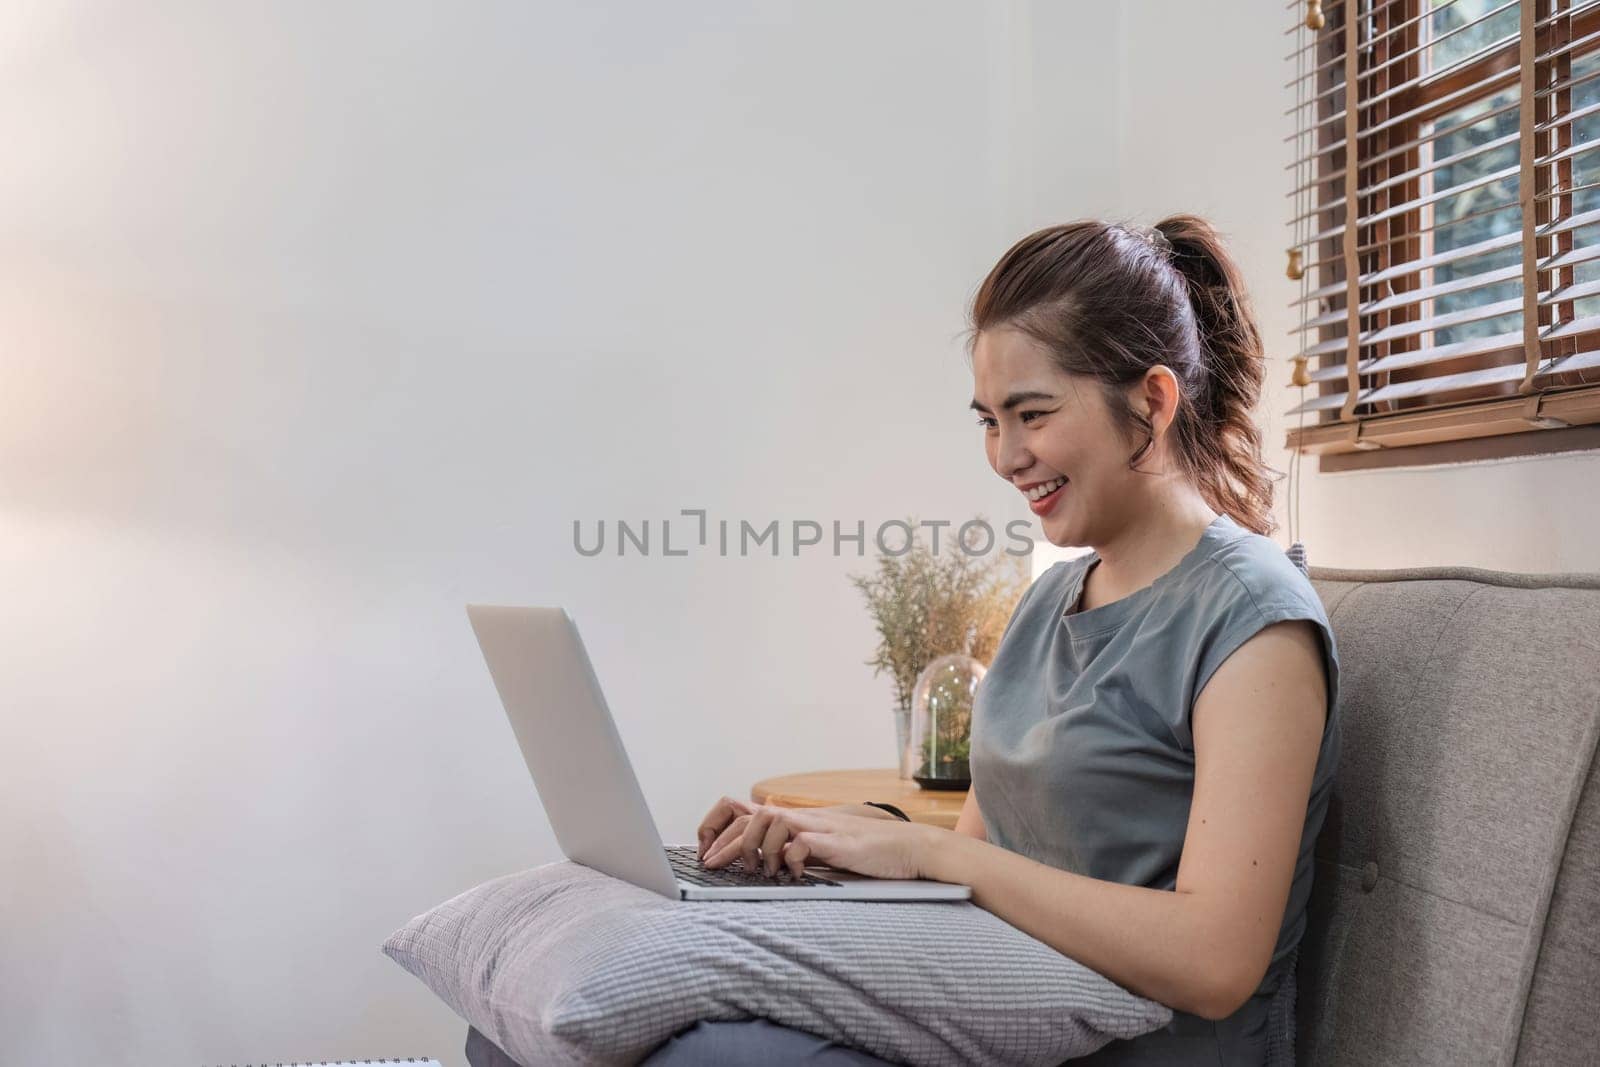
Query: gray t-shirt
970 512 1341 1065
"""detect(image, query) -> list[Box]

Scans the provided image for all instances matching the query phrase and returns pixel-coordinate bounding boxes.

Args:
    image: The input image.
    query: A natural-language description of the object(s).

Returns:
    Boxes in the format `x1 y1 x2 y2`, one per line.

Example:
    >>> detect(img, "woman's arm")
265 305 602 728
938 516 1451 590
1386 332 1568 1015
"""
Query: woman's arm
953 785 987 842
921 620 1328 1021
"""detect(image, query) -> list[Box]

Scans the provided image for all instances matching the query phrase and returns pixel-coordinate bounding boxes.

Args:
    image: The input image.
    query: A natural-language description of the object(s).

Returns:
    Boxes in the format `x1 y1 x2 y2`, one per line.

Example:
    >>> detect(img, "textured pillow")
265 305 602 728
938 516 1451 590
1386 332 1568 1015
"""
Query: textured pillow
383 860 1172 1066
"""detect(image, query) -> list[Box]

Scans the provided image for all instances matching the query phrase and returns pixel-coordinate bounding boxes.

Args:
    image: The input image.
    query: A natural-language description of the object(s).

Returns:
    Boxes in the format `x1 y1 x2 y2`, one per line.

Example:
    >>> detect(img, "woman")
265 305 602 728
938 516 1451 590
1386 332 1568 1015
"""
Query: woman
654 216 1341 1066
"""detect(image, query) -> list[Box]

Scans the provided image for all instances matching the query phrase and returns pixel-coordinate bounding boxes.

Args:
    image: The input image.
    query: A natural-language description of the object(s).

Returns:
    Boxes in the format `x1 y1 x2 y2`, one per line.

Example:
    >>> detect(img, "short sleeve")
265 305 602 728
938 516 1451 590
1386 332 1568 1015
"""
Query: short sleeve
1192 586 1341 746
1181 560 1340 752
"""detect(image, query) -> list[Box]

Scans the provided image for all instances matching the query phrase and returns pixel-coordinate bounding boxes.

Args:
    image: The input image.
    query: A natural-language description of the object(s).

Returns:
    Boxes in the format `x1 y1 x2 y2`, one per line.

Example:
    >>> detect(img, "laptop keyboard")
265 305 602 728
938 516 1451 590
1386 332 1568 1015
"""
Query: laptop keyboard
664 844 841 888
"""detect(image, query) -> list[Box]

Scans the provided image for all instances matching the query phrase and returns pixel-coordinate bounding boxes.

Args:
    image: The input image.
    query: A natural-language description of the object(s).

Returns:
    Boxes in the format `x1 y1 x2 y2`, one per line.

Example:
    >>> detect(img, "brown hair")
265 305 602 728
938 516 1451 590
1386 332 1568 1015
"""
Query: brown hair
967 215 1281 537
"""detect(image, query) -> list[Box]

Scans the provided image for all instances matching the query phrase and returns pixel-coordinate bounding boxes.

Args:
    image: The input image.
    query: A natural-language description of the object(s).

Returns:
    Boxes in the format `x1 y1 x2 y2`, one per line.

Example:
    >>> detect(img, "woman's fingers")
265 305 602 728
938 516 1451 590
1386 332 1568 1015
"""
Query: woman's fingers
696 795 751 839
696 796 756 860
781 834 814 880
703 814 750 867
737 805 778 873
701 806 836 875
702 805 786 872
759 814 794 876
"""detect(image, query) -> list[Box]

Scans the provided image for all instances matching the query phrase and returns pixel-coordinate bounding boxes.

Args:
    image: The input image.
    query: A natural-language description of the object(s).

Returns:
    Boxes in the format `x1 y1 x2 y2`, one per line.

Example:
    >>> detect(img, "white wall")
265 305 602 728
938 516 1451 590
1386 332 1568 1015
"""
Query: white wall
0 3 1118 1065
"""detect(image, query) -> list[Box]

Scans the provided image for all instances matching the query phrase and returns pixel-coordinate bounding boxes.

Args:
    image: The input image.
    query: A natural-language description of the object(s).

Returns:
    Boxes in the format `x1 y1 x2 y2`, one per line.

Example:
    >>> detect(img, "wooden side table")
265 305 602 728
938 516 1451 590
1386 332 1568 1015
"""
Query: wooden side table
750 768 968 830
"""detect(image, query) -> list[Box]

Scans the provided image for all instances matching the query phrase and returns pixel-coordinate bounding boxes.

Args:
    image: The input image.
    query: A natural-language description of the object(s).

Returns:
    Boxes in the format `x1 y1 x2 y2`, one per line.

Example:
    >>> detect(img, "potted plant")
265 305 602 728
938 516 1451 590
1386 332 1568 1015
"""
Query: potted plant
849 518 1028 779
910 652 985 789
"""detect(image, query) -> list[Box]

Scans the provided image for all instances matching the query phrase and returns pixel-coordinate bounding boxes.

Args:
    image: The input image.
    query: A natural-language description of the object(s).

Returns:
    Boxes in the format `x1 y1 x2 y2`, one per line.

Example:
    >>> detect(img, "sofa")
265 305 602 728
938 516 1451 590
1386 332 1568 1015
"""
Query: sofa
464 562 1600 1066
1290 563 1600 1065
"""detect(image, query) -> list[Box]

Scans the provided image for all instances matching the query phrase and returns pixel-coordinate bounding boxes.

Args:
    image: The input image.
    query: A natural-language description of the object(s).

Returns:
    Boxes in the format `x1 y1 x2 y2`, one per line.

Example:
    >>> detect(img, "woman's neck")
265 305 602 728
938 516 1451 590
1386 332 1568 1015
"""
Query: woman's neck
1086 495 1220 604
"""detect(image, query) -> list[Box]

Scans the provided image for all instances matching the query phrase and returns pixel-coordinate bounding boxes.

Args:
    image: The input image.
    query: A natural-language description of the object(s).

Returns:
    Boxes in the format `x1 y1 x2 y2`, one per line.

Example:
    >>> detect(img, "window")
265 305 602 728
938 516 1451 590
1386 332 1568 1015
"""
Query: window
1286 0 1600 470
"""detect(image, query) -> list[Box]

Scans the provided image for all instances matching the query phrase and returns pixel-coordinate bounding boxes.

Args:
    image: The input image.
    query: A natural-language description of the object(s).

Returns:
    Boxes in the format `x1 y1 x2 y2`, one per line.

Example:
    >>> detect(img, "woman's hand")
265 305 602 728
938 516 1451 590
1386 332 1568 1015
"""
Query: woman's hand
696 796 892 867
696 797 936 881
695 796 901 868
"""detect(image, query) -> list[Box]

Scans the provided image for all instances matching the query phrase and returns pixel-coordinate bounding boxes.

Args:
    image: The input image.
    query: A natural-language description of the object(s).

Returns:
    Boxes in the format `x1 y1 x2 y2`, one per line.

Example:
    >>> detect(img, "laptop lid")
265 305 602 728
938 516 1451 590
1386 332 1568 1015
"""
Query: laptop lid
466 605 681 899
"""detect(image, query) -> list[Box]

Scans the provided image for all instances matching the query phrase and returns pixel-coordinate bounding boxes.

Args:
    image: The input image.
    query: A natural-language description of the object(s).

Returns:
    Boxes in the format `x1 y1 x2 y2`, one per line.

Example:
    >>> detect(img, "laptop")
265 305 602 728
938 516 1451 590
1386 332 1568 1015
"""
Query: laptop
466 604 972 901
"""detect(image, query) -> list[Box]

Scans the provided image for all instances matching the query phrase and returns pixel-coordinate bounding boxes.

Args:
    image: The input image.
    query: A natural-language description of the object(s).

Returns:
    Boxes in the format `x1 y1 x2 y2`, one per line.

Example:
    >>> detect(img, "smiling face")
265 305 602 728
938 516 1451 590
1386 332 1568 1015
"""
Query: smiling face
971 326 1151 549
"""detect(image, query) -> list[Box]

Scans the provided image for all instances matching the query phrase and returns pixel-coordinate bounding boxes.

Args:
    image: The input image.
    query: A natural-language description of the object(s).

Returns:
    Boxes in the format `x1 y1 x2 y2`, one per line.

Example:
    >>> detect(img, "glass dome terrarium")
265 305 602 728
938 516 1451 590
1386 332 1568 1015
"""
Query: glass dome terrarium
908 653 986 791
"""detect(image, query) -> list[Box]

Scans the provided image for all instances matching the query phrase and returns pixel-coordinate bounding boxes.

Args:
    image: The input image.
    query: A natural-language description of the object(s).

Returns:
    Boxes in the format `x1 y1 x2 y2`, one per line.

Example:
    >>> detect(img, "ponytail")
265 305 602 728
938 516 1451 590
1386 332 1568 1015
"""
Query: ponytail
1154 214 1275 536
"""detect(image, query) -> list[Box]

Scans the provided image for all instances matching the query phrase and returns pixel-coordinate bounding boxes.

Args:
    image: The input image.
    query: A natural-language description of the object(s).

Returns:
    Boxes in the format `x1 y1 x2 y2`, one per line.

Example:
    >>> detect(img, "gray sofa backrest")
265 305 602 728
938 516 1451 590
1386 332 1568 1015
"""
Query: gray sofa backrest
1300 565 1600 1066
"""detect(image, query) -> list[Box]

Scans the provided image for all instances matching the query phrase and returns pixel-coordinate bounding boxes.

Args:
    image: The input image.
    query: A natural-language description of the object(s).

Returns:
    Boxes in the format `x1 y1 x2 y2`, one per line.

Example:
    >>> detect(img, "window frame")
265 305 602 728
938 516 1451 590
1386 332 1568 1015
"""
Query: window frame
1288 0 1600 470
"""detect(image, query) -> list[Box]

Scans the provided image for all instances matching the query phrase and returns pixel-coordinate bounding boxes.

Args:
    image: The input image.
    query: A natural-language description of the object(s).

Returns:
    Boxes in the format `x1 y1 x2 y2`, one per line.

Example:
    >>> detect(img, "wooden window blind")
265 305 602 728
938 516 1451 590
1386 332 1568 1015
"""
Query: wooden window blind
1285 0 1600 468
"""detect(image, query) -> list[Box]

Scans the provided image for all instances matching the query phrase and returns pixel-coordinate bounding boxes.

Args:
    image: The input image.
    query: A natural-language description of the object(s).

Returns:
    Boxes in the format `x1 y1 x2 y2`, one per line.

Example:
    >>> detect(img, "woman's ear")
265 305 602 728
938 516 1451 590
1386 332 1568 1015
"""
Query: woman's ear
1134 365 1182 438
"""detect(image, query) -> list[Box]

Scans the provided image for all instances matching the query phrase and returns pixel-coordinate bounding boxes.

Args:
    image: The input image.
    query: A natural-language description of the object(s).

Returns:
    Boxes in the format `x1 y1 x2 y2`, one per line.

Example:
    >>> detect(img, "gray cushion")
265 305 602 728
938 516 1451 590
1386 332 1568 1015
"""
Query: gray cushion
1296 565 1600 1065
383 860 1172 1066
